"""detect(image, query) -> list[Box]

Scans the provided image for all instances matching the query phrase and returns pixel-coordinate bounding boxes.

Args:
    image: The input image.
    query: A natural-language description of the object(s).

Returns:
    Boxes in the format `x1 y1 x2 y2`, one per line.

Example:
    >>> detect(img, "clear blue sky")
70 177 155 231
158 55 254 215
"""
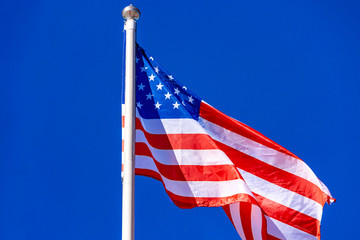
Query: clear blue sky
1 0 359 239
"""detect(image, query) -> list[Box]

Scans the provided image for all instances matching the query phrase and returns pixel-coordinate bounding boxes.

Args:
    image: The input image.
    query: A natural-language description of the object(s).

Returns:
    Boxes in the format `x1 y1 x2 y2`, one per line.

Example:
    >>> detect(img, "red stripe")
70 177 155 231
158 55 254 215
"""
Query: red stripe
136 142 243 181
134 119 325 205
240 203 254 240
261 208 268 240
222 205 235 227
199 102 299 159
135 168 162 181
167 191 259 209
254 193 320 237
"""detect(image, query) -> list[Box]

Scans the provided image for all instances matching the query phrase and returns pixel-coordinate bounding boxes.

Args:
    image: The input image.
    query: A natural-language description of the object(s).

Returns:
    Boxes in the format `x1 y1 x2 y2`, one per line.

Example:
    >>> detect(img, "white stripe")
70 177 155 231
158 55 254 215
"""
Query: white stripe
136 130 234 166
266 216 317 240
197 116 326 194
162 177 249 198
137 115 207 134
238 169 323 221
135 155 159 173
229 202 246 240
251 204 264 240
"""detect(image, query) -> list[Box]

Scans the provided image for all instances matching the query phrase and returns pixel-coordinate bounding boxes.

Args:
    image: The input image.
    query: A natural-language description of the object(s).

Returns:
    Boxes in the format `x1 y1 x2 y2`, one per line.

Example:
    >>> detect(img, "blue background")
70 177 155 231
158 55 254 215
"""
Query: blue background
1 0 359 239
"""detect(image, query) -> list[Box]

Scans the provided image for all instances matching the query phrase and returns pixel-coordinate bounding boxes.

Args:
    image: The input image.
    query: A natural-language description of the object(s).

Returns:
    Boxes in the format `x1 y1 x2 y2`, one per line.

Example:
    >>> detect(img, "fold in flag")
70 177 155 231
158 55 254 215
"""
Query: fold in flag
122 44 335 240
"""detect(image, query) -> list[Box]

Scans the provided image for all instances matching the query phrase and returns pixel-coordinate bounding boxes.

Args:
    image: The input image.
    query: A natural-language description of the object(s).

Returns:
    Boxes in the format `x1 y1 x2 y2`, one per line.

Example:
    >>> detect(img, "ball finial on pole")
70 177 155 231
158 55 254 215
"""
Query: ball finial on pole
122 4 141 20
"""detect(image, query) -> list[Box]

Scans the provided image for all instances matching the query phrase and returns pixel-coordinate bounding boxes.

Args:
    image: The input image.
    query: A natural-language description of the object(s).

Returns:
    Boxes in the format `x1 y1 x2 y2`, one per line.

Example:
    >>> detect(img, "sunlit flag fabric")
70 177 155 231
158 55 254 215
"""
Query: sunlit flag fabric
122 44 335 240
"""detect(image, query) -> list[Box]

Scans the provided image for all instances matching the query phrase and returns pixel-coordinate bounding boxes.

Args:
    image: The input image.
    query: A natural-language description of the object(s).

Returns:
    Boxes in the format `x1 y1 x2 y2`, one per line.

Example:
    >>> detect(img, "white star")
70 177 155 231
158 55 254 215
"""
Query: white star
173 101 180 109
141 66 148 72
174 88 180 95
136 102 143 109
154 66 159 73
149 56 154 61
188 95 194 104
148 74 156 81
154 101 161 109
168 75 174 80
146 93 153 100
136 57 139 63
137 83 145 91
182 100 186 106
164 92 172 99
156 82 164 90
182 86 187 90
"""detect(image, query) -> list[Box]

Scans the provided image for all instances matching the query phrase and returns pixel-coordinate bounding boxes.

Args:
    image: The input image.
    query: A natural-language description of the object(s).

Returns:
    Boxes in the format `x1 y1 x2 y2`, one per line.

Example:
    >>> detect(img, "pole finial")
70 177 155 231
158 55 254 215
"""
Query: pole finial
122 5 141 20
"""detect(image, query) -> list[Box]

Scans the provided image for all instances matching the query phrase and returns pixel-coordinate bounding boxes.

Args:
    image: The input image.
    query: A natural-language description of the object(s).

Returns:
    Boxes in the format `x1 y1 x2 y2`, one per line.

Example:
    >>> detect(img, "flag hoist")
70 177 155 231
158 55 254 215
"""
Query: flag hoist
122 5 140 240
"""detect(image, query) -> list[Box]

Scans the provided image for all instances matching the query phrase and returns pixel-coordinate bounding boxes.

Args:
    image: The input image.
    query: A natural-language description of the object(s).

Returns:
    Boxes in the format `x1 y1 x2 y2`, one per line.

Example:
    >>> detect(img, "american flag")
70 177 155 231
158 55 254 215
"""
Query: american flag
122 44 335 240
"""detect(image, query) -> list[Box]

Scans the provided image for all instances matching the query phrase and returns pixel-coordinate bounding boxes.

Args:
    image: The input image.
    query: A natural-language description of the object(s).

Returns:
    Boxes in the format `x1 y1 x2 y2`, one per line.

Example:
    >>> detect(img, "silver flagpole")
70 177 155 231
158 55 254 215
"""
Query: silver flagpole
122 5 140 240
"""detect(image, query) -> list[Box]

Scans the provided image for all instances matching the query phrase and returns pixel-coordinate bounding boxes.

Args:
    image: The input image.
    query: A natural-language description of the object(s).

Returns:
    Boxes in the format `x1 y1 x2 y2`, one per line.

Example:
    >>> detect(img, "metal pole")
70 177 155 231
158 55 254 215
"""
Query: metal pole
122 5 140 240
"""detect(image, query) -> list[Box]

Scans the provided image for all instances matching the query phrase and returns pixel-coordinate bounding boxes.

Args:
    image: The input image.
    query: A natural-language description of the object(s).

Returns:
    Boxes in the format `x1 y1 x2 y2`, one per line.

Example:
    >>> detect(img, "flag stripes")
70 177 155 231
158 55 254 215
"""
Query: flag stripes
223 202 268 240
131 113 258 207
253 193 320 236
266 216 319 240
199 103 332 205
238 169 322 220
134 156 258 208
214 140 325 205
136 145 241 181
122 100 334 239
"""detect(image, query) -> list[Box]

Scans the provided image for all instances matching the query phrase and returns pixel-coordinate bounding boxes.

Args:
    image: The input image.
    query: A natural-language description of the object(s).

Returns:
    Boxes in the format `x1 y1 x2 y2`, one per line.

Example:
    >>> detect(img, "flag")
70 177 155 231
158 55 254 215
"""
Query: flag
122 44 335 240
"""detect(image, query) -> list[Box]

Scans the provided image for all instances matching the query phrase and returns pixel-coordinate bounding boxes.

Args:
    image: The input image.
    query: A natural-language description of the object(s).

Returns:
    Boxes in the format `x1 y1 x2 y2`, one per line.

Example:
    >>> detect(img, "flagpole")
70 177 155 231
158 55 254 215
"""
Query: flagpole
122 5 140 240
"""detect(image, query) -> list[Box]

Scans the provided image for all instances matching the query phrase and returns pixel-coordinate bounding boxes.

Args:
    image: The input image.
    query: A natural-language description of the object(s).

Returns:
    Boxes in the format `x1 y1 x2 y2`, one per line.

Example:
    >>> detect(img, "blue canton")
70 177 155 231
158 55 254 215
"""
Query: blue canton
135 44 202 120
